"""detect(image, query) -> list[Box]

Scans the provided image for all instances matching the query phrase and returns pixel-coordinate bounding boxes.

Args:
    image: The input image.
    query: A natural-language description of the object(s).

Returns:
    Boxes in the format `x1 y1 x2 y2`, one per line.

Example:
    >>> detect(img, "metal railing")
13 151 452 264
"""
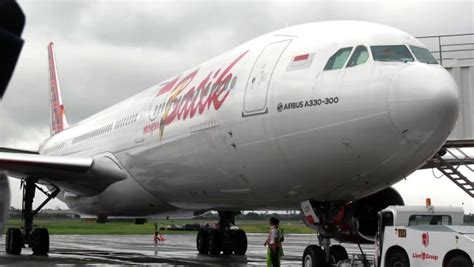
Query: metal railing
417 33 474 65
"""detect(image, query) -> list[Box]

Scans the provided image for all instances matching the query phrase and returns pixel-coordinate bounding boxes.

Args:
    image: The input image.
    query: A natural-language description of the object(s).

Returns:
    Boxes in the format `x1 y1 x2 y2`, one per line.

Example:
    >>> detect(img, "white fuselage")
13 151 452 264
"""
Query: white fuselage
39 21 459 216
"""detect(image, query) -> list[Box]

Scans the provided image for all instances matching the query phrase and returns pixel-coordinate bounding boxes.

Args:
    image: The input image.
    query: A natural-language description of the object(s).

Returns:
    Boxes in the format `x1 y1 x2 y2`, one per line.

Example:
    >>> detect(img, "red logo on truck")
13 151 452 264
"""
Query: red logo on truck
421 232 429 247
412 252 438 261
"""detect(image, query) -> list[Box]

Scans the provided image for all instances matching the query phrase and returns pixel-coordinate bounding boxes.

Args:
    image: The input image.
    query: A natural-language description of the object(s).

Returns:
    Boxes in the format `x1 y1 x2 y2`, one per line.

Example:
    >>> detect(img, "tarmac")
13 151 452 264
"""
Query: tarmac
0 234 374 266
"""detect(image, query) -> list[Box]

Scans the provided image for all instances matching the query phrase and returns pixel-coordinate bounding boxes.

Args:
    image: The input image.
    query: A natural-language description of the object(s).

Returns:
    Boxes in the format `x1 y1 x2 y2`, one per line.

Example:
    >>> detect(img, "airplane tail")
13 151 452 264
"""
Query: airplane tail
47 42 68 135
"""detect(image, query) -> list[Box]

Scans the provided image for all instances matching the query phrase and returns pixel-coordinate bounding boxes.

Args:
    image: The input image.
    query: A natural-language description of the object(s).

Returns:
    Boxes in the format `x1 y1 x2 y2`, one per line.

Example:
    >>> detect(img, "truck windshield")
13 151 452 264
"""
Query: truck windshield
409 46 438 64
371 45 414 63
409 215 452 226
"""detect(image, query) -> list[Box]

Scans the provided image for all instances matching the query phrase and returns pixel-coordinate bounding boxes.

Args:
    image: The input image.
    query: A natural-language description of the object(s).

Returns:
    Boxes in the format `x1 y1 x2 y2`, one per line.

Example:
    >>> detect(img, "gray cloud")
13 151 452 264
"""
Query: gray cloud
1 0 473 209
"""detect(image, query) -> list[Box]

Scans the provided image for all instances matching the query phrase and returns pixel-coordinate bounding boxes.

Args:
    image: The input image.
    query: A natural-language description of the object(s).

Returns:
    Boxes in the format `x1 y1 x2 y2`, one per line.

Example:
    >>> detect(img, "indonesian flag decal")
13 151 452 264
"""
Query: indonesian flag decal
287 52 314 71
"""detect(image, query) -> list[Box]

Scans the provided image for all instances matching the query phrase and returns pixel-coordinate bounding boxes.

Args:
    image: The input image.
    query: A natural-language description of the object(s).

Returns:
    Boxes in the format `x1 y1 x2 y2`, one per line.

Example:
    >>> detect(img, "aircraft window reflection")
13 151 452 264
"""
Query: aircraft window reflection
371 45 414 63
409 46 438 64
346 46 369 67
324 47 353 71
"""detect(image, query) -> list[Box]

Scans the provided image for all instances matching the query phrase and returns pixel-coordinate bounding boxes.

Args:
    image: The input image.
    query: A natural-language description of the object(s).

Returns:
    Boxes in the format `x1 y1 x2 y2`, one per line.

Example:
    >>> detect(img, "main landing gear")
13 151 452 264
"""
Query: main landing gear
196 211 248 256
5 178 59 256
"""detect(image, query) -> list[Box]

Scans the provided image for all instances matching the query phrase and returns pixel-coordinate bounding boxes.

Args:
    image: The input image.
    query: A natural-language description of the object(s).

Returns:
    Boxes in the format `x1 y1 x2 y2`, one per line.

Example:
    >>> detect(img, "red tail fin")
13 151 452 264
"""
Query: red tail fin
48 42 68 135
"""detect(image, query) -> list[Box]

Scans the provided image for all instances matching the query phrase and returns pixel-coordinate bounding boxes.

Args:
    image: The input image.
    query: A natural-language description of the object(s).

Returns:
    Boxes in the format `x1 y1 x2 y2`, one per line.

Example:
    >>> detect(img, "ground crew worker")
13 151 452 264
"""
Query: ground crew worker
153 222 166 244
264 217 284 267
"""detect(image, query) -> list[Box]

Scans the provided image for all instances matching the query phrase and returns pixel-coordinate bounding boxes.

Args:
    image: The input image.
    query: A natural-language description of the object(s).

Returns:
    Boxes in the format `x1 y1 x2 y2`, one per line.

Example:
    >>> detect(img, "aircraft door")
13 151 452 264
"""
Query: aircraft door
135 111 145 143
135 96 150 143
243 39 291 116
136 82 169 143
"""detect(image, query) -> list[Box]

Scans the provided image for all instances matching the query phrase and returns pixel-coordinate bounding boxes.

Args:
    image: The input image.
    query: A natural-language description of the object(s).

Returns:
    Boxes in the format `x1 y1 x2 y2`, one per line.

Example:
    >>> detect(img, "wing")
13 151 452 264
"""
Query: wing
0 150 127 196
0 147 38 154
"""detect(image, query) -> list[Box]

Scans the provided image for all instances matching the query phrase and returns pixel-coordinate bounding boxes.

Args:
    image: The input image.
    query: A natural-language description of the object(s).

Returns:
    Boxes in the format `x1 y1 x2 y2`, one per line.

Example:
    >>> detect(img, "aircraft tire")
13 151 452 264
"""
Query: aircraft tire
196 229 209 254
221 230 233 255
5 228 22 255
208 229 222 255
31 228 49 255
232 229 247 255
329 244 348 264
302 245 327 267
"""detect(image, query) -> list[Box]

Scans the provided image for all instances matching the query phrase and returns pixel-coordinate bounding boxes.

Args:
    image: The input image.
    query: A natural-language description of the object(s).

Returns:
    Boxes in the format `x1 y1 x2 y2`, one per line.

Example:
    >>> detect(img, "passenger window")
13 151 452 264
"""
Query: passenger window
324 47 353 71
347 46 369 67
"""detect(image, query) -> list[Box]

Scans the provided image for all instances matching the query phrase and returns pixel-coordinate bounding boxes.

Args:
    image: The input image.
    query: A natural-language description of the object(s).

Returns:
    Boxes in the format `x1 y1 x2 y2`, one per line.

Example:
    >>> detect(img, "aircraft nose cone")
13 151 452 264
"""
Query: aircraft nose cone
388 64 459 143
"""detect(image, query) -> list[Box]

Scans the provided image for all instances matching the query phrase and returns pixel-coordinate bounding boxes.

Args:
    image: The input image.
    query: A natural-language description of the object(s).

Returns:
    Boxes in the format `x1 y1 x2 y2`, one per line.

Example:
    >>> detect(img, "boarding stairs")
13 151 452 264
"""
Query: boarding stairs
415 32 474 198
429 145 474 197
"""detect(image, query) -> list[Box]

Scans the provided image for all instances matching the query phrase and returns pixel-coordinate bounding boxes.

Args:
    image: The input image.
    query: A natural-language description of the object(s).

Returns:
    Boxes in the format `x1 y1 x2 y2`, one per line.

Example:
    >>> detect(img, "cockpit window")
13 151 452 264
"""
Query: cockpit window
371 45 414 63
324 47 353 71
409 46 438 64
347 46 369 67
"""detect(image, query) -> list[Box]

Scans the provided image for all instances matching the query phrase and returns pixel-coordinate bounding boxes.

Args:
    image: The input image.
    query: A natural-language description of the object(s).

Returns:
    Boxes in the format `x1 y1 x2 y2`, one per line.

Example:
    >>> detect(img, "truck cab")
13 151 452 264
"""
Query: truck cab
376 205 473 267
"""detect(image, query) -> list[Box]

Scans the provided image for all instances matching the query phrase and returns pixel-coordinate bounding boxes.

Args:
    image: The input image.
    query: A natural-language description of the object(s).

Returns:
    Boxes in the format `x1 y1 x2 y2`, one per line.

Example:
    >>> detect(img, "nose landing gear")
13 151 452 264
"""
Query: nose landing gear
5 178 59 256
301 201 350 267
302 236 350 267
196 211 248 256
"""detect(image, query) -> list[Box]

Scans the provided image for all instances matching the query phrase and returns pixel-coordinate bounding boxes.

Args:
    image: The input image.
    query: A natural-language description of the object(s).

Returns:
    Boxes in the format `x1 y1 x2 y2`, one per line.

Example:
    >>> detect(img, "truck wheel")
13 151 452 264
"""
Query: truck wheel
385 248 409 267
329 244 348 264
302 245 326 267
446 255 472 267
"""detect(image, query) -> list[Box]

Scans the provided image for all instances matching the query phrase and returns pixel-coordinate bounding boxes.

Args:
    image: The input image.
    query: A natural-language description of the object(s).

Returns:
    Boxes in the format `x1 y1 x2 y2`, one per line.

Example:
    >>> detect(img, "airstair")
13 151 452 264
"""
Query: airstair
432 147 474 197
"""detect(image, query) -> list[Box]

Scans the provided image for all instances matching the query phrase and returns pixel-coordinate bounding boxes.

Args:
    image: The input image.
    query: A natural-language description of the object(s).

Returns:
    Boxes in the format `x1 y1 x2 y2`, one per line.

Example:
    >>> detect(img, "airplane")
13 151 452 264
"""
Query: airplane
0 20 460 266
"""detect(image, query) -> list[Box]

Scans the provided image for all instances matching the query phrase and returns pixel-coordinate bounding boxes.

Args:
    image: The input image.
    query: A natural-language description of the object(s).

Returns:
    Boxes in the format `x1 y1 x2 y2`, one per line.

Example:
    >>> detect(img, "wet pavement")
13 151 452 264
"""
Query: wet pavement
0 234 374 266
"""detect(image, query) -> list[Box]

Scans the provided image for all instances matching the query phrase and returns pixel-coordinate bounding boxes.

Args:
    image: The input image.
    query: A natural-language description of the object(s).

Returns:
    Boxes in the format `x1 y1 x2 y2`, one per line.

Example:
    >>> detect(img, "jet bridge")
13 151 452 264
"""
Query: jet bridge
418 33 474 197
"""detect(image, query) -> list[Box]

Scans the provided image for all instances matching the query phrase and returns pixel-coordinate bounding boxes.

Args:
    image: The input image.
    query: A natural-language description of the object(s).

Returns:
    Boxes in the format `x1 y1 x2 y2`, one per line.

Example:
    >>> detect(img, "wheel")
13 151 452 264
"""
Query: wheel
302 245 327 267
385 248 409 267
208 229 222 255
196 229 209 254
446 255 472 267
232 229 247 255
31 228 49 255
222 243 233 255
5 228 22 255
221 230 234 255
329 244 348 264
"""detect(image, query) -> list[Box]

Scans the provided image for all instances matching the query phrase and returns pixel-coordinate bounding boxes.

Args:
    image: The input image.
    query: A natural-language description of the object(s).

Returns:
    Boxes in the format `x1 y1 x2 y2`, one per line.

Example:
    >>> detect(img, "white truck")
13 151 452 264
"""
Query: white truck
374 205 474 267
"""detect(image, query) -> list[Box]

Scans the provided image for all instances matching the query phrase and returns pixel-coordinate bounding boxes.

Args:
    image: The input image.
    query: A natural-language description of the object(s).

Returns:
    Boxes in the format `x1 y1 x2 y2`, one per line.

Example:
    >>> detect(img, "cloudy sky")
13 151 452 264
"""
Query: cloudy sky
1 0 473 211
